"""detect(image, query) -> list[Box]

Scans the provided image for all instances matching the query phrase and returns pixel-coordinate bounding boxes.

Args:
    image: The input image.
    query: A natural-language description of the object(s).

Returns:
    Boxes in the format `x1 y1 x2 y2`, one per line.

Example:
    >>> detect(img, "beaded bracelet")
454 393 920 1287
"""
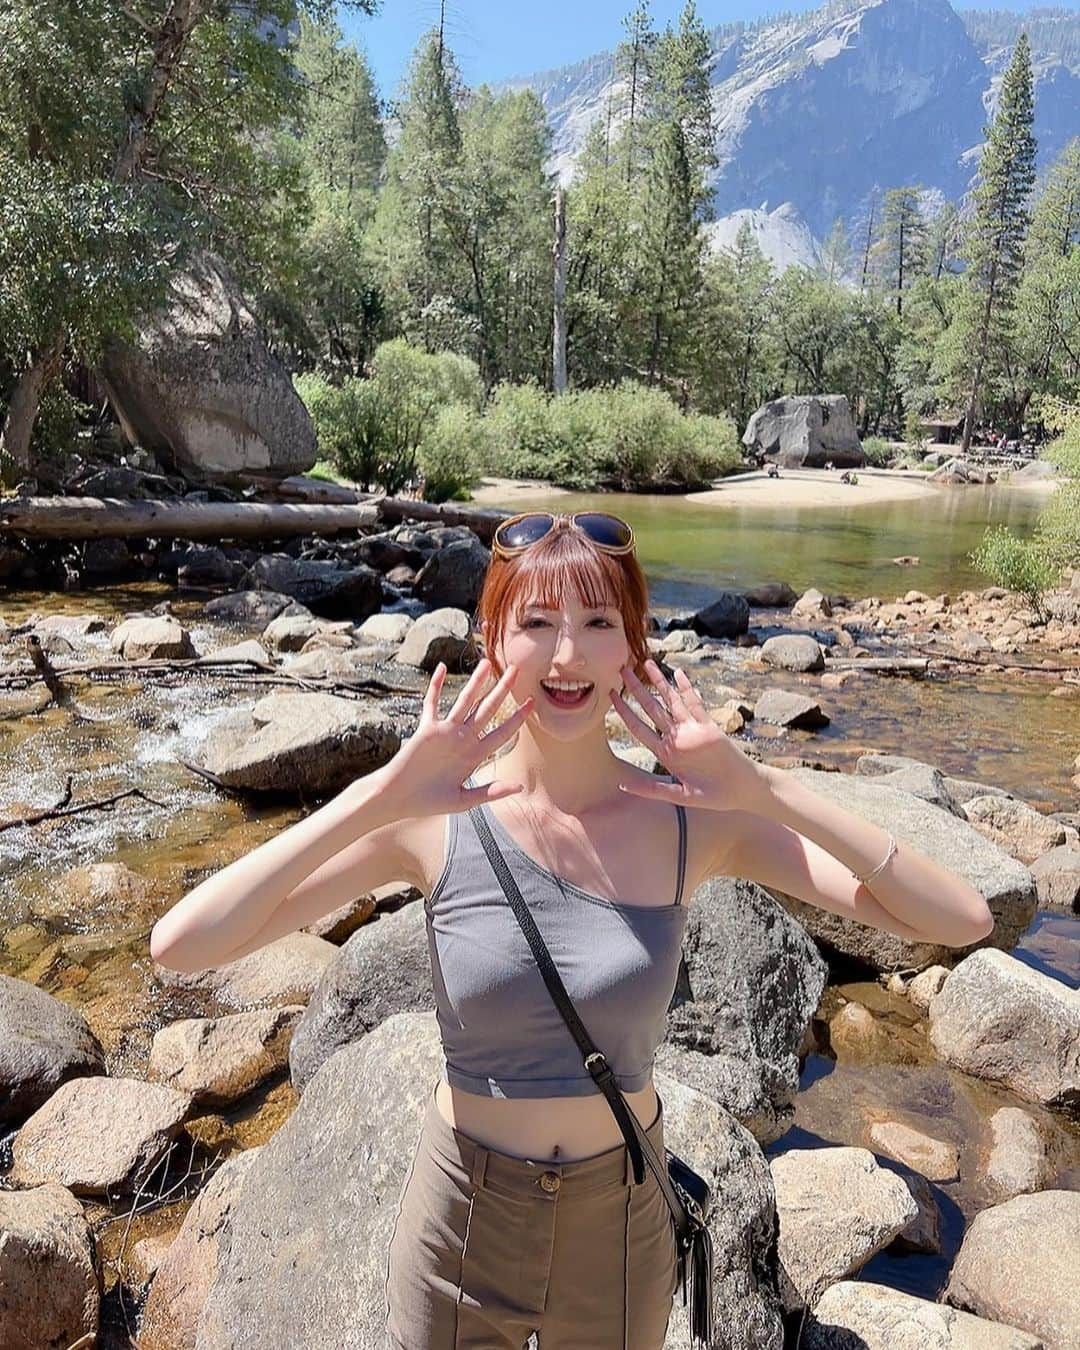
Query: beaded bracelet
854 832 898 887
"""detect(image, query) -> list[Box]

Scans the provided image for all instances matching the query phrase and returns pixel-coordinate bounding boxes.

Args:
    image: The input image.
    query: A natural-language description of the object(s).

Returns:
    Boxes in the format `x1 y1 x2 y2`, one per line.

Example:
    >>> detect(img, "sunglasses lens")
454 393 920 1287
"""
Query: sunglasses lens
574 513 633 549
495 513 553 550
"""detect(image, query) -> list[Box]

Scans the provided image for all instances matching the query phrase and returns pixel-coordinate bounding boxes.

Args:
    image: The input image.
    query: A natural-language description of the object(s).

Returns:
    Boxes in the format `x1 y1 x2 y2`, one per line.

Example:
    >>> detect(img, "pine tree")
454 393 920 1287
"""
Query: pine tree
818 218 853 285
617 1 657 188
872 188 929 317
958 32 1037 451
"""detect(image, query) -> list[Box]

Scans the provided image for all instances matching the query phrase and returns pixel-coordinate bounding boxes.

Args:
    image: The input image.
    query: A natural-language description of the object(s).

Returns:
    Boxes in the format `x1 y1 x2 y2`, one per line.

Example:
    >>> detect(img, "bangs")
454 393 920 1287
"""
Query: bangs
511 532 621 621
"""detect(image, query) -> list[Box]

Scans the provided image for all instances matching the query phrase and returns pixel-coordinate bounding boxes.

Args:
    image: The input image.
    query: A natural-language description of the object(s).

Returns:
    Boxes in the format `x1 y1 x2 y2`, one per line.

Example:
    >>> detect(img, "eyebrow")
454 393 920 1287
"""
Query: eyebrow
520 602 615 613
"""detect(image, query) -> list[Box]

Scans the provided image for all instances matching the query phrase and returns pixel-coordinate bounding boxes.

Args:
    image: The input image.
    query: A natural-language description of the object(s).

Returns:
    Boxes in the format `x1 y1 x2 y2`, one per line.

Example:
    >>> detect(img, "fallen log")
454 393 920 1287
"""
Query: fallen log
375 495 508 543
823 657 930 675
0 496 379 540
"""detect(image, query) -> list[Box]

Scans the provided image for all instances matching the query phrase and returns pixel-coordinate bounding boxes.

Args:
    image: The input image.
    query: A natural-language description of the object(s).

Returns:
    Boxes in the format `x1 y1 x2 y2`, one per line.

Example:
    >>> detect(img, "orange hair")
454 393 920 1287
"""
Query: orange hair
475 522 651 681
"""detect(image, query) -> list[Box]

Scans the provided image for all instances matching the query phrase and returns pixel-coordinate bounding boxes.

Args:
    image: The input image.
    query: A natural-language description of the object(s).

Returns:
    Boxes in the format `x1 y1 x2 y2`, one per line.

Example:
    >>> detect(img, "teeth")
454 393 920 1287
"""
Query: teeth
541 679 593 692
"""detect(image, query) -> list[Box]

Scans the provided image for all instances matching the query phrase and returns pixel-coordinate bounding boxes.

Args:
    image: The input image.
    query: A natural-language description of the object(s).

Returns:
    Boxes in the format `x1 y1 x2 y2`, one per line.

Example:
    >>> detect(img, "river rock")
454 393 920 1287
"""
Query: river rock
279 647 367 680
191 691 399 794
657 628 703 653
175 543 240 588
656 876 828 1145
243 555 382 621
961 796 1067 865
690 592 751 638
0 974 105 1124
155 932 337 1010
0 1183 100 1350
147 1006 304 1108
289 900 434 1094
767 769 1036 973
828 1002 889 1061
742 395 863 469
9 1076 192 1195
753 689 830 729
1028 846 1080 913
984 1107 1048 1200
871 764 963 817
138 1148 261 1350
204 590 296 625
99 251 317 480
354 531 426 572
928 949 1079 1114
792 587 833 619
944 1190 1080 1348
358 611 414 644
905 964 949 1013
396 607 476 673
29 860 159 931
32 614 108 639
867 1120 959 1182
413 534 489 612
198 638 271 666
805 1281 1044 1349
110 616 196 661
760 635 825 672
888 1167 942 1255
196 1012 784 1350
769 1147 917 1311
301 889 380 943
260 613 321 652
741 581 798 607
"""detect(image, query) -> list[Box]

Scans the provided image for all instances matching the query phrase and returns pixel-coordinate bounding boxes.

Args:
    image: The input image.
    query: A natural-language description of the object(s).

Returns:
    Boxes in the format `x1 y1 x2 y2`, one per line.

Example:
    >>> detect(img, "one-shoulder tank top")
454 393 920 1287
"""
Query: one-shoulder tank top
424 784 689 1098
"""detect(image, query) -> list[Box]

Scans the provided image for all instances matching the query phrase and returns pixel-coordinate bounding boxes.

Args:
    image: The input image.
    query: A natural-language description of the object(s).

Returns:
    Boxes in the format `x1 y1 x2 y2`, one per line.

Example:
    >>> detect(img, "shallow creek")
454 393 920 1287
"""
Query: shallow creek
1 573 1078 1320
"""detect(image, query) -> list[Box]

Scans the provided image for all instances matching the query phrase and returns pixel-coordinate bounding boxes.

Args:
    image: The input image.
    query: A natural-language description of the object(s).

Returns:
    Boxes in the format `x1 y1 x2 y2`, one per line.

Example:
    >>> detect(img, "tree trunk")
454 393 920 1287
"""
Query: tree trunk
552 187 568 395
0 336 65 485
114 0 205 180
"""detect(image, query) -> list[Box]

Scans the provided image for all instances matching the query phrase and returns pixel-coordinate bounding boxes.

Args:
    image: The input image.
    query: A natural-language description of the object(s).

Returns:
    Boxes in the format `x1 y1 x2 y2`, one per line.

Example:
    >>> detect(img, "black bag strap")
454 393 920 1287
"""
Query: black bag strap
467 804 693 1244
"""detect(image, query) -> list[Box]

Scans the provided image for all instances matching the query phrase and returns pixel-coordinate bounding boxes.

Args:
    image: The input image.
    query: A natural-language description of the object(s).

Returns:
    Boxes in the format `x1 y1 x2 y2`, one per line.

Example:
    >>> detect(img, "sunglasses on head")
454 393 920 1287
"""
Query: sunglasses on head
492 511 635 558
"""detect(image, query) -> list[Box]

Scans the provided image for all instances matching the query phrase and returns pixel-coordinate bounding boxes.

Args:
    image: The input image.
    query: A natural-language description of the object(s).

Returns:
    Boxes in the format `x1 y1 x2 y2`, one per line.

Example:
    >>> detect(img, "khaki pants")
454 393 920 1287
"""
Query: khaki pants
385 1083 678 1349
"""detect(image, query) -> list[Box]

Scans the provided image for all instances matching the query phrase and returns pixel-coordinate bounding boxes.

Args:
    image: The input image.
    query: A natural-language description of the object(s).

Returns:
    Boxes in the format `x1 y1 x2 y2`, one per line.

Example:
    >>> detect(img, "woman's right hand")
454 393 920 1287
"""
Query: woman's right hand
371 658 532 819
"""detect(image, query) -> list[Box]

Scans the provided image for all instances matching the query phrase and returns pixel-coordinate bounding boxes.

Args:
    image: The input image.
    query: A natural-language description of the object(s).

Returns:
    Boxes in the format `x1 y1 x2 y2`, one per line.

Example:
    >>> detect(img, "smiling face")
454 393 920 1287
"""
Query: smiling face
495 592 630 738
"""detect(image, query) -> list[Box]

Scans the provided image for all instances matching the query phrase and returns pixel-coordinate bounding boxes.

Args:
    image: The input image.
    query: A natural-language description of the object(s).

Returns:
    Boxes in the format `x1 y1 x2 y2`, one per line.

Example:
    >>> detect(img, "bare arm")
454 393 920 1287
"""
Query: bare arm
150 768 403 974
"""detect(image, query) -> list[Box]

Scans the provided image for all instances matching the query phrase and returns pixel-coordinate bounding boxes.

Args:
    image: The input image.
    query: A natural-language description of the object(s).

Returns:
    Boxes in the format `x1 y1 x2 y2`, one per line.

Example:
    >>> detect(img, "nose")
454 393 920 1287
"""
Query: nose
551 626 587 669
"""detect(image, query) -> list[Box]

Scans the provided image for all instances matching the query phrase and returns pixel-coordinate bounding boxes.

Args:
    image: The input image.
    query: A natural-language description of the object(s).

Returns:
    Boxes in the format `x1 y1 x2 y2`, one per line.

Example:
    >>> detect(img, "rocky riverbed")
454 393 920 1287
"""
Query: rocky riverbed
1 513 1078 1350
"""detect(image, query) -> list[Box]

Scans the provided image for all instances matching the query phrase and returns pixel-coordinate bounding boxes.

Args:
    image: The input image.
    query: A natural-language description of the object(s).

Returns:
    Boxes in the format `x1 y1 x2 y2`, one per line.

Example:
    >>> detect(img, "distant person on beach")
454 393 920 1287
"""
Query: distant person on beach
149 512 993 1349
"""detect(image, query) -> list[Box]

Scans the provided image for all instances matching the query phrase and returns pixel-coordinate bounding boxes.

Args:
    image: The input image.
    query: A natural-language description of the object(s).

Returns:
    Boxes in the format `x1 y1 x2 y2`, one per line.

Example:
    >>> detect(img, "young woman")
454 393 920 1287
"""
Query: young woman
151 511 994 1349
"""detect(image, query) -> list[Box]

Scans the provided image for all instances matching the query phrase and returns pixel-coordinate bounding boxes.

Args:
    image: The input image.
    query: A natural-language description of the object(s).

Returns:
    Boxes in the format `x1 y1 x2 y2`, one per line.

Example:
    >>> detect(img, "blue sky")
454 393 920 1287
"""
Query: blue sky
338 0 1064 104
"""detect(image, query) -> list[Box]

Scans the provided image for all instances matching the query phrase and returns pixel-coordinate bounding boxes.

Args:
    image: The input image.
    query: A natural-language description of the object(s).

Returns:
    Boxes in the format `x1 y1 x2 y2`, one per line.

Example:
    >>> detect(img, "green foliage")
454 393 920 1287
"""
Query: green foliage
295 340 484 494
969 525 1058 621
417 404 488 502
860 437 893 467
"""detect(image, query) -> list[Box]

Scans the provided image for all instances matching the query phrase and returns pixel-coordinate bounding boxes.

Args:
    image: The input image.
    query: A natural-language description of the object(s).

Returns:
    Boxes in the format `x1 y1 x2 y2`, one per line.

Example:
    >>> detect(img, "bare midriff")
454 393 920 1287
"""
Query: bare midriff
434 1077 660 1163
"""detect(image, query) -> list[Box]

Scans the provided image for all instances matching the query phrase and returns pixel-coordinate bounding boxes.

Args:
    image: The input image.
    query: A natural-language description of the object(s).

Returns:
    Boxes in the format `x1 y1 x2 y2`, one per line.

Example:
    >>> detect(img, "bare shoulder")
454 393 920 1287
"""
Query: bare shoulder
679 797 743 901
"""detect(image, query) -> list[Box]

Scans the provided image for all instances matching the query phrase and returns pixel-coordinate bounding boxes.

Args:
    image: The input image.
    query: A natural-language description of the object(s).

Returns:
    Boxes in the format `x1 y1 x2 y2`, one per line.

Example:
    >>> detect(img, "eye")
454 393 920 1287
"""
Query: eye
523 618 548 628
589 618 614 628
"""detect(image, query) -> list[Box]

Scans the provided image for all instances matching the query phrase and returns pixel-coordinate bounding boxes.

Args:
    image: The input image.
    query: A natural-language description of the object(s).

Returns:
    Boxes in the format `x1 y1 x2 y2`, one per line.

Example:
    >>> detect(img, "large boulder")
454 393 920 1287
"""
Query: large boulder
769 1147 917 1312
0 1184 100 1350
99 252 317 481
944 1190 1080 1348
190 692 399 795
0 974 105 1125
147 1006 304 1108
196 1012 784 1350
655 877 828 1145
413 534 490 612
806 1282 1043 1349
243 555 383 621
766 769 1036 973
289 900 434 1094
742 395 864 469
155 932 338 1010
927 948 1079 1115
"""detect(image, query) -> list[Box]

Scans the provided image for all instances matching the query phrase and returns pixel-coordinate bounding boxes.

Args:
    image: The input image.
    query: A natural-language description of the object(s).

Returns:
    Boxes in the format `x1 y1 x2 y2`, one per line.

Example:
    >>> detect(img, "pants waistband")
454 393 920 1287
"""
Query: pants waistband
421 1084 666 1198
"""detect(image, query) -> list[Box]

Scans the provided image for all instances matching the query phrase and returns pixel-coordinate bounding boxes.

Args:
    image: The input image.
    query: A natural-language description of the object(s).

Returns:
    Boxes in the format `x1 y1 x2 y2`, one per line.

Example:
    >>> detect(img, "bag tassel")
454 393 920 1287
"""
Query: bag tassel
685 1223 714 1348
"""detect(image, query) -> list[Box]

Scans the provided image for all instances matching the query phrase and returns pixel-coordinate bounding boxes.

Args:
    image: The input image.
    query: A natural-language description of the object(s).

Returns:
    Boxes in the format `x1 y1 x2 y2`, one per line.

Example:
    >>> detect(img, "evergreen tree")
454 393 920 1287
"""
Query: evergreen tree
871 188 929 316
617 1 657 188
957 33 1037 451
818 217 854 285
696 220 775 425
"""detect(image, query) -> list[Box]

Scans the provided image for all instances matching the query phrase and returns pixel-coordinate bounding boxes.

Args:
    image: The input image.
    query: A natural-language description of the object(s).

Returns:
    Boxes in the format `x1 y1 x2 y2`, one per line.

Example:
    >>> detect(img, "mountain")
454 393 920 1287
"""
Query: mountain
499 0 1080 271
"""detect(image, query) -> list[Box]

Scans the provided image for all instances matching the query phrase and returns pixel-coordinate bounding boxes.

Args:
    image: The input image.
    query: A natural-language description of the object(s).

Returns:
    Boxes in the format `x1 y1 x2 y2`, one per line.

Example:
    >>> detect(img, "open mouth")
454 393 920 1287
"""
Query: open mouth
539 679 594 708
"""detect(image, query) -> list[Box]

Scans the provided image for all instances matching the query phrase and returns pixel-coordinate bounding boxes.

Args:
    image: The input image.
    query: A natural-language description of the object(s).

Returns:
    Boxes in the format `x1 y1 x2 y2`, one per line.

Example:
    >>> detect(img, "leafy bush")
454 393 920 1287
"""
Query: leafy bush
969 525 1058 622
861 436 893 467
587 382 740 489
418 404 487 502
294 340 484 494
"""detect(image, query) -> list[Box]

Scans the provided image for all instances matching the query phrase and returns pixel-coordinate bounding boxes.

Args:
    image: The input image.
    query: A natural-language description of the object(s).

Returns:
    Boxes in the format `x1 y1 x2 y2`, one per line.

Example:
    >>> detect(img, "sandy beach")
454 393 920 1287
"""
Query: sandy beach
469 466 1062 511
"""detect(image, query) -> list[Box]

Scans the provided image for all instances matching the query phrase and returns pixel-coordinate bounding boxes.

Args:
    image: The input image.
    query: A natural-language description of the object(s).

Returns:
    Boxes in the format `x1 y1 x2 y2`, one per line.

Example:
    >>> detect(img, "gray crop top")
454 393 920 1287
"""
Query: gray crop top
424 785 689 1098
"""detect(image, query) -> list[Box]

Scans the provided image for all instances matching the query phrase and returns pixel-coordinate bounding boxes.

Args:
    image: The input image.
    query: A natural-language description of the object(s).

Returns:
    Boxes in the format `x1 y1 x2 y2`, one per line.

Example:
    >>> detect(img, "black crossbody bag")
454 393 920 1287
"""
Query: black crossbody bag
468 805 715 1348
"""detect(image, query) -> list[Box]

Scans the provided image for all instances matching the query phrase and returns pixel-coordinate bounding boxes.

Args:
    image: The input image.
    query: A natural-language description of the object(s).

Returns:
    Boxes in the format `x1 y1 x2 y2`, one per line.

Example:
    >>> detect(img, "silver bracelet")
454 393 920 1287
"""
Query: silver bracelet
854 833 898 887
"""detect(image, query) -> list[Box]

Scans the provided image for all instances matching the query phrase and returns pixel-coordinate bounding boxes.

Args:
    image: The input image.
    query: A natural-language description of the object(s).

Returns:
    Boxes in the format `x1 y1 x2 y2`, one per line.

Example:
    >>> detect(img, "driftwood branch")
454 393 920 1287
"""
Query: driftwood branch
0 497 379 540
907 644 1080 674
25 634 69 705
0 777 167 833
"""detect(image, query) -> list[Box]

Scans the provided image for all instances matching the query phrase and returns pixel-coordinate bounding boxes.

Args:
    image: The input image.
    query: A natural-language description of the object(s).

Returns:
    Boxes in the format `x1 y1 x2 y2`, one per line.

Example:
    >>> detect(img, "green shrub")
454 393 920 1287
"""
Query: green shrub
588 382 740 489
861 436 893 467
294 341 484 494
969 525 1058 623
418 404 487 502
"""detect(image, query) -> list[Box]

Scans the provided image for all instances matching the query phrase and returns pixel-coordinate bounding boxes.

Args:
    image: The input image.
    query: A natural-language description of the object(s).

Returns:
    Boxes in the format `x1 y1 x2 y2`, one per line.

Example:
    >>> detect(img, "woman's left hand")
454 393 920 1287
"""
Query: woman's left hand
609 659 773 812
